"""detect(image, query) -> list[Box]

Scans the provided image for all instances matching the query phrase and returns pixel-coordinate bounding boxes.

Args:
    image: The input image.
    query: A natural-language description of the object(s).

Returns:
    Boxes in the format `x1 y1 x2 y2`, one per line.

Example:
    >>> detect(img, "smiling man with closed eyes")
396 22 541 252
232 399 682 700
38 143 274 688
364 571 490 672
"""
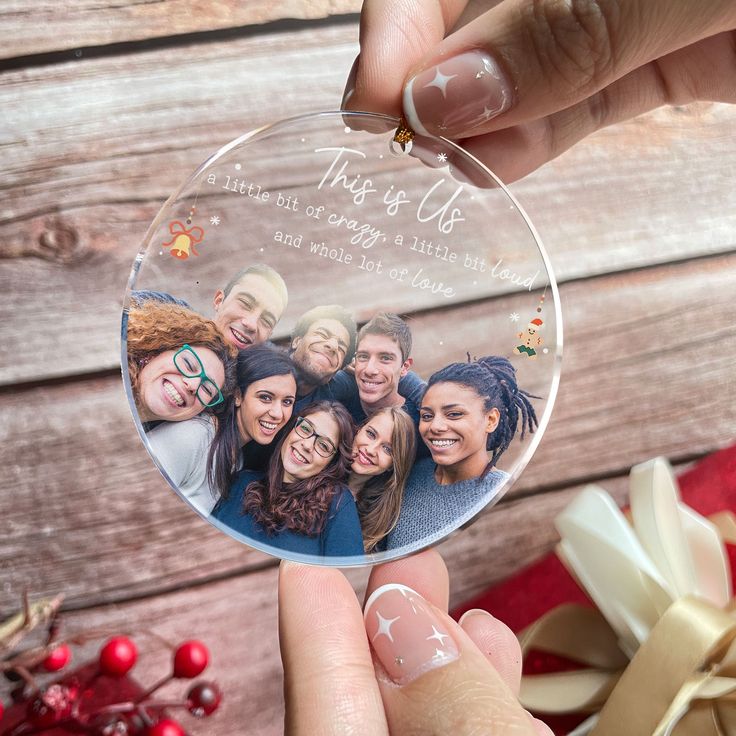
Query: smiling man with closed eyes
212 264 288 350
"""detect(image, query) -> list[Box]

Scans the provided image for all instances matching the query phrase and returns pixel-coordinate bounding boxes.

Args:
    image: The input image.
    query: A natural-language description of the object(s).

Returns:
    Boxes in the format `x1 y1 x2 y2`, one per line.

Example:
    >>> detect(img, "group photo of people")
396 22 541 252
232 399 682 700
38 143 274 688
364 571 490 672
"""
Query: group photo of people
125 262 540 559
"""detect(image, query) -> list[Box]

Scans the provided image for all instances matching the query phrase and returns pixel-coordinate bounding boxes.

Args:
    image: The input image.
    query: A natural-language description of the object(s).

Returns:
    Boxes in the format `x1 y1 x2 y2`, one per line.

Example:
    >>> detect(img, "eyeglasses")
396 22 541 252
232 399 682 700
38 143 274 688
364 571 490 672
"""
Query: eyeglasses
294 416 337 458
173 344 224 408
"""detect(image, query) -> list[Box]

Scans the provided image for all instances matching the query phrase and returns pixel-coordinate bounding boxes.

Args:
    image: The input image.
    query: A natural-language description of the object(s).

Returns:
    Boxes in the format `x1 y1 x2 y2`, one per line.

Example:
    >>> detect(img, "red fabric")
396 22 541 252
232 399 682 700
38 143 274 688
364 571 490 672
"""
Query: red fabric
452 443 736 735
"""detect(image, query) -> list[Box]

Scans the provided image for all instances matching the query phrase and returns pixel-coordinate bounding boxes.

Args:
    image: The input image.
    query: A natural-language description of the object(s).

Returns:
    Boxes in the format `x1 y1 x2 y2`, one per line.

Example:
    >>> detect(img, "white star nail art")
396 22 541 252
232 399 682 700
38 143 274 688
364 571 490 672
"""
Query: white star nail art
373 611 400 643
425 69 457 98
426 626 450 646
433 648 452 662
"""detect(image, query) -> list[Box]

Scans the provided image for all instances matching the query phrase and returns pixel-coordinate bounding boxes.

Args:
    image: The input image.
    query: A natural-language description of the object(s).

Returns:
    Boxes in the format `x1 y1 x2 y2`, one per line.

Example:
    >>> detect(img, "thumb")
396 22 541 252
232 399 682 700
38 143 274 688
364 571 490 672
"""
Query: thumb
364 583 543 735
402 0 736 138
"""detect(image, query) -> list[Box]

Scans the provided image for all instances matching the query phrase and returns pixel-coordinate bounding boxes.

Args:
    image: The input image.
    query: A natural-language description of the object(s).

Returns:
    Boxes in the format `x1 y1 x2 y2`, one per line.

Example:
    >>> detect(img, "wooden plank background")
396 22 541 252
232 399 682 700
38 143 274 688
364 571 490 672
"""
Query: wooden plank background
1 3 735 734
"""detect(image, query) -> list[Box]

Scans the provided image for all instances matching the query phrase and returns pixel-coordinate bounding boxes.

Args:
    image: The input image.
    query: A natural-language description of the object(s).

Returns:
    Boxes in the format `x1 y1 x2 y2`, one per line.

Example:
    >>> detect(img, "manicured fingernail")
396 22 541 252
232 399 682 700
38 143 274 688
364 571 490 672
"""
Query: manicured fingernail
458 608 494 627
341 55 359 109
364 584 459 685
403 50 512 137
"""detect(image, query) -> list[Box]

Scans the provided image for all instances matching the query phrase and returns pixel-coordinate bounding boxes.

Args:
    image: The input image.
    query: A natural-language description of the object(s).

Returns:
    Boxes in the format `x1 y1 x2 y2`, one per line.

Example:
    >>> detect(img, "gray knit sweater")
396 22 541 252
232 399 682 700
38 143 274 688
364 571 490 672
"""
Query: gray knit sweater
385 458 509 551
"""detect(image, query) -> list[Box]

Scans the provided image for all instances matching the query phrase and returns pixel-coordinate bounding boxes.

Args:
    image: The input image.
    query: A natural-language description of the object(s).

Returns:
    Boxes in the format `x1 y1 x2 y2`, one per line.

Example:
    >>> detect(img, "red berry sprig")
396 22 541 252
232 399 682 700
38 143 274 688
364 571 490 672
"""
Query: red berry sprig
135 641 210 704
2 629 221 735
99 637 138 677
186 682 222 718
172 642 208 680
42 643 72 673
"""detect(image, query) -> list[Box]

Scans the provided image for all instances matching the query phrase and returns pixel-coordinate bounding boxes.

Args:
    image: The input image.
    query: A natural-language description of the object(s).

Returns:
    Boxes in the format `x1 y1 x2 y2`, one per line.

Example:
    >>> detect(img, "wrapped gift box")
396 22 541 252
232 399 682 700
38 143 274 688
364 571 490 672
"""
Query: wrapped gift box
453 443 736 735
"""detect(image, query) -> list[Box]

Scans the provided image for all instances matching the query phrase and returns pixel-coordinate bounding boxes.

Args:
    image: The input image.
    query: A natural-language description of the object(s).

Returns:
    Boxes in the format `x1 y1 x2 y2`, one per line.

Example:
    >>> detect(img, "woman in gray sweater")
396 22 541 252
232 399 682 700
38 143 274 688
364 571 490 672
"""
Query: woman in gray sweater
385 356 539 551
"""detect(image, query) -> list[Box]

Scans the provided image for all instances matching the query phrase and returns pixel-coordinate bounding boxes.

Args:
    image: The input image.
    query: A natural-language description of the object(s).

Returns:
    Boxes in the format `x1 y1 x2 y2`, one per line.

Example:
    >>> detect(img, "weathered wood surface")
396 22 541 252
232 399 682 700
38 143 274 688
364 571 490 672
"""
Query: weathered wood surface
2 253 734 613
1 19 735 383
2 7 736 735
3 467 664 736
0 0 361 61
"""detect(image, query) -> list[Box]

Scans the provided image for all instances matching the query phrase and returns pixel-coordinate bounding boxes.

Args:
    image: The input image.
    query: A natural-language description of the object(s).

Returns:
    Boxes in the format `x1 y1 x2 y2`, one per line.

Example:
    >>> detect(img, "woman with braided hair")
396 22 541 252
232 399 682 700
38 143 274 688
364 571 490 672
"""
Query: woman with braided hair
385 355 538 550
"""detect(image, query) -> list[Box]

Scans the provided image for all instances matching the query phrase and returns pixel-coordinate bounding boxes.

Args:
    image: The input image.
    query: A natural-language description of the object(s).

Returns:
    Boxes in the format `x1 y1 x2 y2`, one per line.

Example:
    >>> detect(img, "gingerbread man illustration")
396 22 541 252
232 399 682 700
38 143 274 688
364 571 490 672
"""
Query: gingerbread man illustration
514 317 543 359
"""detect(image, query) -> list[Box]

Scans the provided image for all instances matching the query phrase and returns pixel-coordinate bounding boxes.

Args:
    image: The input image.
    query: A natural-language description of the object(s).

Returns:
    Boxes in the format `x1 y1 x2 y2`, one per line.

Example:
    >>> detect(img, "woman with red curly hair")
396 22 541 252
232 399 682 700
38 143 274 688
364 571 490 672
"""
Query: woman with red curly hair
212 400 364 557
126 301 237 424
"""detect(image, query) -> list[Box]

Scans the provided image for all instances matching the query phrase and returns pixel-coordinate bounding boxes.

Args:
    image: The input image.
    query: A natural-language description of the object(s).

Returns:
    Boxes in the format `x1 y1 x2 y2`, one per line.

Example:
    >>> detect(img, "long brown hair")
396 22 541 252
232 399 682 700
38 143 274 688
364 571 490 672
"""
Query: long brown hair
354 407 416 552
126 302 237 412
242 401 355 536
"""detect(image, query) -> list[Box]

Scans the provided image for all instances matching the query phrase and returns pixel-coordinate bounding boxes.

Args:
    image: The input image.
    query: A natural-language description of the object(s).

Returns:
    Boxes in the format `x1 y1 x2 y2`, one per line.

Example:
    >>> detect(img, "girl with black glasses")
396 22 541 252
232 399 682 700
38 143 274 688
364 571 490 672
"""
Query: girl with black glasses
213 401 364 557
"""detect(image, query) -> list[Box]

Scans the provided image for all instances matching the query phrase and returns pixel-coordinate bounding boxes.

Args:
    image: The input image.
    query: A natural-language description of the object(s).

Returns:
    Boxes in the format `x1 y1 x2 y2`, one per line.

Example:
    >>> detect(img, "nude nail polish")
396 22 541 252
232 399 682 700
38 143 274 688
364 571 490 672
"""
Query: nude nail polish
364 584 459 686
403 50 512 137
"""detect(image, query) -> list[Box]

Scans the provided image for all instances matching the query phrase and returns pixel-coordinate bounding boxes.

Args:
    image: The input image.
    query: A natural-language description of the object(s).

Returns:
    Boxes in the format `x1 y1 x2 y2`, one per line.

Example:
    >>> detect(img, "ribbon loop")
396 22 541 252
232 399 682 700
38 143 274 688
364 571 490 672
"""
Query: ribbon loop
518 457 736 735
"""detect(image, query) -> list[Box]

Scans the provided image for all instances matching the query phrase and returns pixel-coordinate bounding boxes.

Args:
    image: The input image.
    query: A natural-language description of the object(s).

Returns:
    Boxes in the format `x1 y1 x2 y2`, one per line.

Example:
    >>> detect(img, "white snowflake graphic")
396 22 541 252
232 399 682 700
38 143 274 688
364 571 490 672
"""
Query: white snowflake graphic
437 152 448 164
210 216 221 226
509 312 520 322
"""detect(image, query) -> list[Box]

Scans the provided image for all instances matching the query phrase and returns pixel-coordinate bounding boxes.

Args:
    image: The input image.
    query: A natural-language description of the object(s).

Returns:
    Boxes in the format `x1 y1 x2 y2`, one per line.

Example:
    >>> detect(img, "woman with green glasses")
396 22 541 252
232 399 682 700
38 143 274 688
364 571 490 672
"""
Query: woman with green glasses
127 302 237 424
213 401 364 558
148 344 299 515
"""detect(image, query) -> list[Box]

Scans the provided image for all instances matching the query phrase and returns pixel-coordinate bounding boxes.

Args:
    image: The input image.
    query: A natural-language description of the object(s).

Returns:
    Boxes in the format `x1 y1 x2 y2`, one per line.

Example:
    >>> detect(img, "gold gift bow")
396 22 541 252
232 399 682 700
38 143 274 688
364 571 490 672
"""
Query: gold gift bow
517 459 736 736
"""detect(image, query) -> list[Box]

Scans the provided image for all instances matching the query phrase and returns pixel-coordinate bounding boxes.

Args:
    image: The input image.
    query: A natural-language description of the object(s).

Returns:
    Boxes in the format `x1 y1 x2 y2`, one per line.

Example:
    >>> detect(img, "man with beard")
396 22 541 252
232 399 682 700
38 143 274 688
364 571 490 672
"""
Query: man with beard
290 308 425 425
289 305 358 407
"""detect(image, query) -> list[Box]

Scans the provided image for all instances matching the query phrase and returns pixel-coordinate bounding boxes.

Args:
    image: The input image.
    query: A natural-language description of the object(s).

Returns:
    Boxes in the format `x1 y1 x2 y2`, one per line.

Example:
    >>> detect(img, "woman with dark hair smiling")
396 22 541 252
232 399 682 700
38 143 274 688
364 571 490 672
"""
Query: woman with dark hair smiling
386 356 539 551
347 407 416 553
213 401 364 557
147 344 297 515
206 345 297 498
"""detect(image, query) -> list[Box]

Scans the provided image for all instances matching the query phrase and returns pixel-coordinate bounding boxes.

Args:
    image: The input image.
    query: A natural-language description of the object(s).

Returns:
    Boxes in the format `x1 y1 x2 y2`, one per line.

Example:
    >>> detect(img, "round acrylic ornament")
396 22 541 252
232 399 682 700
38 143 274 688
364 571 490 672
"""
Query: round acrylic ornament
122 111 562 566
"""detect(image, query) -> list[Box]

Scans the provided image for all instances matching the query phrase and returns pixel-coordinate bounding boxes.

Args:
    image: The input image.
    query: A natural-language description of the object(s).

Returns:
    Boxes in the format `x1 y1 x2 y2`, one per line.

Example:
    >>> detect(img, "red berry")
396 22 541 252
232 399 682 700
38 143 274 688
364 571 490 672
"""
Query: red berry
146 718 185 736
187 681 222 717
0 700 4 721
43 643 72 672
172 641 208 678
99 636 138 677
